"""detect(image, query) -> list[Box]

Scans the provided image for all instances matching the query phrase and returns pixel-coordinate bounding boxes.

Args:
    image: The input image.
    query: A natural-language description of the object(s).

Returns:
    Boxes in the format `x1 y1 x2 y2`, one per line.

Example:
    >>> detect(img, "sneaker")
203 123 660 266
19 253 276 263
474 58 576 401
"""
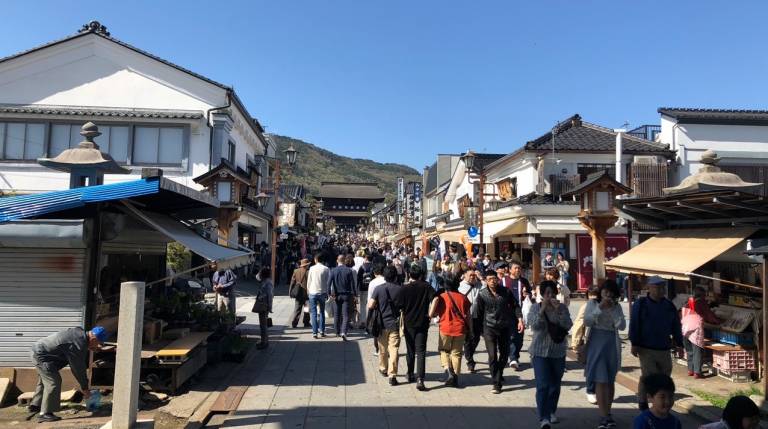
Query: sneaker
550 413 559 424
605 416 617 428
37 413 62 423
389 376 399 386
540 420 551 429
372 349 379 356
687 370 694 376
587 393 597 404
341 334 348 341
27 405 40 414
693 373 703 379
491 385 501 394
416 378 426 391
321 333 326 338
467 362 476 373
509 360 519 370
313 334 318 339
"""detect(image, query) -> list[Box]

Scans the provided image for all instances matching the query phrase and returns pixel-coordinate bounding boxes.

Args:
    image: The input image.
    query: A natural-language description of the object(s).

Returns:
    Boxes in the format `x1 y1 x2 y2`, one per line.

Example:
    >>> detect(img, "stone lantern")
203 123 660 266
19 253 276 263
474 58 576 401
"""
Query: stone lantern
563 170 632 286
37 122 129 188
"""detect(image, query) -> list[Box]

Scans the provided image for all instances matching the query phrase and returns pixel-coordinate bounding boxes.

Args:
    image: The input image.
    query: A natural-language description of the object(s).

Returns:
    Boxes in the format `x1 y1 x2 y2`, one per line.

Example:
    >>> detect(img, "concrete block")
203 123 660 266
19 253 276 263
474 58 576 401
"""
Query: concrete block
112 281 146 429
17 391 33 406
61 389 79 402
0 378 10 406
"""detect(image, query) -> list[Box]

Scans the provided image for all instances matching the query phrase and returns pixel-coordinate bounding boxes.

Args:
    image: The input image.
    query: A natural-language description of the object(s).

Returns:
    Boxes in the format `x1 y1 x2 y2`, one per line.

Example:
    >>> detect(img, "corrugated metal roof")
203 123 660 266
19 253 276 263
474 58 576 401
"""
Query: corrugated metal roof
0 179 160 222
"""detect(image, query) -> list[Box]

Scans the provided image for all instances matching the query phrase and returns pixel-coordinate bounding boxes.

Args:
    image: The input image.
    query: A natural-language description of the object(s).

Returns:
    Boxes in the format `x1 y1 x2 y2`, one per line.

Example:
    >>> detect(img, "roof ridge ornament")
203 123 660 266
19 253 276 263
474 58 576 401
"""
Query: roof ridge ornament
79 21 110 37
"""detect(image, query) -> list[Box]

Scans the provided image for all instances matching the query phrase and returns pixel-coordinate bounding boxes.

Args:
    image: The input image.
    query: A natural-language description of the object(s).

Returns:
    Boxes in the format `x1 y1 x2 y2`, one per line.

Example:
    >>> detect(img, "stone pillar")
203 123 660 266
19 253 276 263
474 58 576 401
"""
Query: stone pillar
211 113 233 167
591 230 606 287
111 281 146 429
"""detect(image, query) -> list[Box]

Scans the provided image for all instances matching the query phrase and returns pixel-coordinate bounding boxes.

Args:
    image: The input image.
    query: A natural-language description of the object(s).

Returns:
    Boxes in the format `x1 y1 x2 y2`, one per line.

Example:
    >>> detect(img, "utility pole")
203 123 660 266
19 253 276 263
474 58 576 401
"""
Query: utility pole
270 159 281 285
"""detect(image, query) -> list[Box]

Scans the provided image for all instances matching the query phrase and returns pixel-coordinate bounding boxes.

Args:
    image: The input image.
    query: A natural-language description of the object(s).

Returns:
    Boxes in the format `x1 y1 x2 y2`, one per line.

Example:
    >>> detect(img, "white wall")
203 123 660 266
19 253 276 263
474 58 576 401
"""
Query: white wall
659 115 768 184
0 33 266 194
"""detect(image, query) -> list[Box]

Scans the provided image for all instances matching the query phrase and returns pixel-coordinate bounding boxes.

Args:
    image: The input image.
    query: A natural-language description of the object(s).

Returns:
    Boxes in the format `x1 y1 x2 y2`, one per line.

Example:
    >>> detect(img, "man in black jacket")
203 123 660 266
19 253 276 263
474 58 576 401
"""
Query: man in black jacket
396 264 435 391
475 273 523 394
330 254 358 340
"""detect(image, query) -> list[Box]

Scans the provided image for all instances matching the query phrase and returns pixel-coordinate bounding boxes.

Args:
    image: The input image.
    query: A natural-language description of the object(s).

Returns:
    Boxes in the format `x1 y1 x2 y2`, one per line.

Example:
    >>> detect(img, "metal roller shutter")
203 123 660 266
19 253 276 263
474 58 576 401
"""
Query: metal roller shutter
0 248 86 366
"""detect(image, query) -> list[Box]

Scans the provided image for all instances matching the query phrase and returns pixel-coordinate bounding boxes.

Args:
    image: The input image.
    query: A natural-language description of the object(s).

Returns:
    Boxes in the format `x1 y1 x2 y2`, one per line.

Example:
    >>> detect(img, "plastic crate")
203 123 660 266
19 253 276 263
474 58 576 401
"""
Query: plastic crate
712 349 756 371
706 328 755 346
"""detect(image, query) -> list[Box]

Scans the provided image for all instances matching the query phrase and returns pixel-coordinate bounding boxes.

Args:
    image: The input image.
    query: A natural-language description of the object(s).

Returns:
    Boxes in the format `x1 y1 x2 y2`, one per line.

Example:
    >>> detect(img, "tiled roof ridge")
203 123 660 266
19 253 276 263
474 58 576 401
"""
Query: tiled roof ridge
580 121 668 149
659 107 768 114
0 103 204 119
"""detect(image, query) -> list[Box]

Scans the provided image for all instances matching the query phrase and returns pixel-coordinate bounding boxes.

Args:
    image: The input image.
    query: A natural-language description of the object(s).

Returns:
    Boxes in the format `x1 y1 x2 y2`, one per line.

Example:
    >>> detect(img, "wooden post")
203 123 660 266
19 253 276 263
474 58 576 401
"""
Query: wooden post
762 257 767 401
532 240 541 285
479 173 485 254
271 160 281 285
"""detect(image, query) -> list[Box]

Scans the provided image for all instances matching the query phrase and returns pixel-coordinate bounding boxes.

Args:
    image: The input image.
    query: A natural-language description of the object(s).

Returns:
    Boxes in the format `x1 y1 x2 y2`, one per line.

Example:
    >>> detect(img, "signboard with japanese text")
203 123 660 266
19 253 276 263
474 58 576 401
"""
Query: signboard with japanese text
576 234 629 291
278 203 296 227
397 177 404 214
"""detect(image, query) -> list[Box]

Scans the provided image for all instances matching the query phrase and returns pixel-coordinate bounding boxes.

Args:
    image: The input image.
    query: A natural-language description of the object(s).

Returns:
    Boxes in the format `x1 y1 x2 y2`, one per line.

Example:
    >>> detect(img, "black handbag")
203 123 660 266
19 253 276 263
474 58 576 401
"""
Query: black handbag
543 310 568 344
366 306 384 338
251 292 269 313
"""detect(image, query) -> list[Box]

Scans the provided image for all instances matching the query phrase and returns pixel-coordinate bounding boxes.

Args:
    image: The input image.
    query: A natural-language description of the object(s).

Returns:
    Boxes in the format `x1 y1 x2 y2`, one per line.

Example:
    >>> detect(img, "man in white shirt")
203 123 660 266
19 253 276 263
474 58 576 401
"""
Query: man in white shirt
366 263 387 356
307 253 330 338
458 270 485 372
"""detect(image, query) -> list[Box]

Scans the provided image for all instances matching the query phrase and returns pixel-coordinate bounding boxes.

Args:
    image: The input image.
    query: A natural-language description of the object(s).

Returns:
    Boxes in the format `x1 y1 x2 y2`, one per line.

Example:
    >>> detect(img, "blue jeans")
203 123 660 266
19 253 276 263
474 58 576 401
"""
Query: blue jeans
509 327 524 362
309 293 326 335
532 356 566 421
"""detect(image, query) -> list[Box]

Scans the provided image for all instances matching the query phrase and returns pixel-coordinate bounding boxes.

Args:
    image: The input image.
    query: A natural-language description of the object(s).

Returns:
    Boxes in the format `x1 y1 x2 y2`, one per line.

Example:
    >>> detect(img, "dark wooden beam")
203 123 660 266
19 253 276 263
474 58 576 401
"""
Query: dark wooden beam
676 201 724 217
713 197 768 215
647 203 700 219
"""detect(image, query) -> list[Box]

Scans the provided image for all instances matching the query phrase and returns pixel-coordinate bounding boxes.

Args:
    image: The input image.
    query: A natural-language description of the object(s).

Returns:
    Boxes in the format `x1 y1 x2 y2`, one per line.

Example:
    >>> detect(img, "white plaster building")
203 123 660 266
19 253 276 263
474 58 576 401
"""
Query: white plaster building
440 114 674 288
658 108 768 192
0 21 273 247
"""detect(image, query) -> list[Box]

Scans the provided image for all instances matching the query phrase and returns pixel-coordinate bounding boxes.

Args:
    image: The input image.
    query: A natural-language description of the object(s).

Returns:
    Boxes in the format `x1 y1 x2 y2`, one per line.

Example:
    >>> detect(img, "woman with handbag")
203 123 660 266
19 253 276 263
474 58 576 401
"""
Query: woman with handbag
571 287 599 405
252 267 274 350
583 279 626 429
526 280 573 429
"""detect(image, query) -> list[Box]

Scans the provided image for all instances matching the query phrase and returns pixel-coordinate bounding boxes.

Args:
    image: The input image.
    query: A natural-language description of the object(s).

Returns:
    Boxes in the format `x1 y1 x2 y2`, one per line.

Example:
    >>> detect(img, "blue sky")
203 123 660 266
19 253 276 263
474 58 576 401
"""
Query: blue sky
3 1 768 170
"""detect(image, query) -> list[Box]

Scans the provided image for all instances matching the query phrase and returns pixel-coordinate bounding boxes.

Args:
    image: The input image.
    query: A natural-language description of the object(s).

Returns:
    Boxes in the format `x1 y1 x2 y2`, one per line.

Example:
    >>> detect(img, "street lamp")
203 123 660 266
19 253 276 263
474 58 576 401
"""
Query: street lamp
461 150 477 171
461 149 499 256
284 144 298 167
253 192 270 209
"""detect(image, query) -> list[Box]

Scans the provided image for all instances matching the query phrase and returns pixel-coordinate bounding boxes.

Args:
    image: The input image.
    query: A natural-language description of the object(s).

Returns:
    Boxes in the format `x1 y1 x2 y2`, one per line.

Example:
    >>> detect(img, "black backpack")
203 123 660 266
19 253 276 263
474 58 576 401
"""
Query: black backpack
360 264 374 291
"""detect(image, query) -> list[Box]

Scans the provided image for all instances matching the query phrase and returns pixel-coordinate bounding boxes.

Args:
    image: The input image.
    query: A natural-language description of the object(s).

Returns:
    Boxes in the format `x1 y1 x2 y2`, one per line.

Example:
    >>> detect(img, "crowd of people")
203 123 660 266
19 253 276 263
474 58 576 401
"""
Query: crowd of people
279 238 762 429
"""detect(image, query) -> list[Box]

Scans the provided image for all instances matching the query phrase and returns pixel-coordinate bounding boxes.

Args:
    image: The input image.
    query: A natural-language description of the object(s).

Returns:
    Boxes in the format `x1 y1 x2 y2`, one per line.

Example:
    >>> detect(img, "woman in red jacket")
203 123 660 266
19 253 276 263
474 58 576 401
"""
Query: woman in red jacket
682 286 722 378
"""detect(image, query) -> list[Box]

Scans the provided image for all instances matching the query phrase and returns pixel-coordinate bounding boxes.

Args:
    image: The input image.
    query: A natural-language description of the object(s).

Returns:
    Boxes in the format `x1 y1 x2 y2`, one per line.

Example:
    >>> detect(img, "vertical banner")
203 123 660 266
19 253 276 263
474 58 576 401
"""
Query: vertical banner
397 177 405 214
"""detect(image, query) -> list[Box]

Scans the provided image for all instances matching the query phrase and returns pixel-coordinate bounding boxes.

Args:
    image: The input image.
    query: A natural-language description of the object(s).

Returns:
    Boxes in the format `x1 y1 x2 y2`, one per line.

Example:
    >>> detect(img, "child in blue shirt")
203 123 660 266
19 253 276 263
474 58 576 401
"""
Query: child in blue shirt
633 373 682 429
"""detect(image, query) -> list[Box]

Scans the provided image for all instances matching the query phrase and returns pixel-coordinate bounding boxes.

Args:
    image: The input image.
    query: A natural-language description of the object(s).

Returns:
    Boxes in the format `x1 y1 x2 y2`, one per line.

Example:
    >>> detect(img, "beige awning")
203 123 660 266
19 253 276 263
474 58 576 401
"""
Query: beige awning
439 227 467 243
604 227 756 280
481 218 525 243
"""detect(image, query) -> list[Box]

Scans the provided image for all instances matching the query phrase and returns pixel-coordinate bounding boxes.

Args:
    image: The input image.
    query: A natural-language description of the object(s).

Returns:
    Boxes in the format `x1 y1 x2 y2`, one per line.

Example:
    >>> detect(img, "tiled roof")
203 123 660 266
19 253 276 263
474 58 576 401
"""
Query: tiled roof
0 104 203 119
658 107 768 124
474 153 507 169
524 114 671 154
319 182 385 200
562 170 632 197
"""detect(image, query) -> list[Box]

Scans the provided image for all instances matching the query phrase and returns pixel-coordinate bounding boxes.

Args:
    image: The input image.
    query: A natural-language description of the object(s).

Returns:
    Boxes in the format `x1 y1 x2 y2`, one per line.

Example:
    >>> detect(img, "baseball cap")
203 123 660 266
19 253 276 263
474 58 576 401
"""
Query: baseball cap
91 326 108 343
646 276 667 287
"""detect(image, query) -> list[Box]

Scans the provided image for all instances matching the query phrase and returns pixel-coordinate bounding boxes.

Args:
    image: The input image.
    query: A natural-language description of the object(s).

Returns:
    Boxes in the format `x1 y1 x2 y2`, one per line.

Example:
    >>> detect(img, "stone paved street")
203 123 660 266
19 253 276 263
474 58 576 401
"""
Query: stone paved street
209 293 704 429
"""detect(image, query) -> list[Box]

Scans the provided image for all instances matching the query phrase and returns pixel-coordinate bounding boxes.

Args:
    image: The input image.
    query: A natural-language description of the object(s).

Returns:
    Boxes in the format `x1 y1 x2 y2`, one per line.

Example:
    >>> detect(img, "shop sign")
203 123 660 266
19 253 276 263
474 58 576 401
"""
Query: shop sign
279 203 296 227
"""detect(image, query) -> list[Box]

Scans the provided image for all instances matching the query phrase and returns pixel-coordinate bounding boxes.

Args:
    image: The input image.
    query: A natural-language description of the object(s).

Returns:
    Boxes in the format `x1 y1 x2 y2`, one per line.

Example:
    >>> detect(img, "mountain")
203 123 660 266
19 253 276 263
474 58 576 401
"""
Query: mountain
268 134 422 202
